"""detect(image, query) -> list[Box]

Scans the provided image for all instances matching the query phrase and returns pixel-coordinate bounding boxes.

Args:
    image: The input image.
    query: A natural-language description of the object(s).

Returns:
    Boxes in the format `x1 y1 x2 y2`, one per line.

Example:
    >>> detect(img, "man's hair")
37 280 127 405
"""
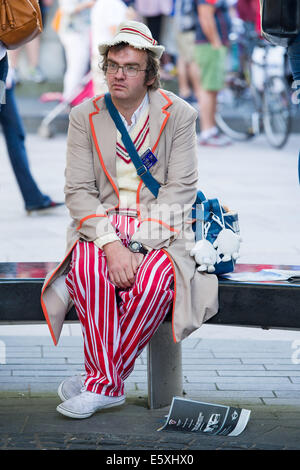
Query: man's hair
101 42 161 90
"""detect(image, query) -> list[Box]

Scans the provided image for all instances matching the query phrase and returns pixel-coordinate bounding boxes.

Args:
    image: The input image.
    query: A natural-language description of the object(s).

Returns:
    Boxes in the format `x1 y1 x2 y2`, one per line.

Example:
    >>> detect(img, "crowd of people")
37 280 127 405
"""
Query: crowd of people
7 0 265 148
47 0 261 146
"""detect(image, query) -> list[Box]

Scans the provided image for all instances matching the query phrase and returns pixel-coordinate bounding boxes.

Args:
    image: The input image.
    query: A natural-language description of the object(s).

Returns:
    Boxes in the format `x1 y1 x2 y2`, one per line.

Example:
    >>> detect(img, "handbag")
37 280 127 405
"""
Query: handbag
260 0 300 47
0 0 43 50
191 191 240 274
104 93 240 275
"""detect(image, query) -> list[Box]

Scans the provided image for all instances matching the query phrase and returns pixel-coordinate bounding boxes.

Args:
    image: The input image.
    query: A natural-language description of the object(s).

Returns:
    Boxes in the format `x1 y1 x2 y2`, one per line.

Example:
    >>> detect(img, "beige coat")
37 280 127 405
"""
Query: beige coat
41 88 218 346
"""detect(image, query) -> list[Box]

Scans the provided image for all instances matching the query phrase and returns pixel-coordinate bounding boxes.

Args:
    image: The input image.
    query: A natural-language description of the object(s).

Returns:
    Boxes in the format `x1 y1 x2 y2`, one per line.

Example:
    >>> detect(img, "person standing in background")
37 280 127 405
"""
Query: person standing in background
90 0 132 95
0 59 63 214
57 0 95 101
133 0 173 43
7 0 55 84
194 0 232 146
174 0 202 104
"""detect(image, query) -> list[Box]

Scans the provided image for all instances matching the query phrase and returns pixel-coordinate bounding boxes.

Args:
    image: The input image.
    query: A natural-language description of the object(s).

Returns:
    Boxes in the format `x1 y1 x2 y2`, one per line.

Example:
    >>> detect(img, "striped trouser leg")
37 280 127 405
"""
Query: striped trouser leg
65 214 174 397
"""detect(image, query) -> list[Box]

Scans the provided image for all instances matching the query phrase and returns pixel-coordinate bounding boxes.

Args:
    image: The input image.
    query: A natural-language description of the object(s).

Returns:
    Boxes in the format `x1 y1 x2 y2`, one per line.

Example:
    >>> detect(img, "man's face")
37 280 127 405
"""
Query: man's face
105 45 154 103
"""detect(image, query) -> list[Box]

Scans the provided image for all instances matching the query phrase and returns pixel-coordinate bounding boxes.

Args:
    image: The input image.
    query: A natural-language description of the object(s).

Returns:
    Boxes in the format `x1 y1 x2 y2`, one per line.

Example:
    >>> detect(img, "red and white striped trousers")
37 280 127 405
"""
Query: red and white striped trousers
65 212 174 397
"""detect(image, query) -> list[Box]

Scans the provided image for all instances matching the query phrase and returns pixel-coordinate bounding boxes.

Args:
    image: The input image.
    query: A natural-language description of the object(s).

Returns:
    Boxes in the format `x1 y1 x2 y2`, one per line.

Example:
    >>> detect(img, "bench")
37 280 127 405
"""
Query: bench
1 262 300 409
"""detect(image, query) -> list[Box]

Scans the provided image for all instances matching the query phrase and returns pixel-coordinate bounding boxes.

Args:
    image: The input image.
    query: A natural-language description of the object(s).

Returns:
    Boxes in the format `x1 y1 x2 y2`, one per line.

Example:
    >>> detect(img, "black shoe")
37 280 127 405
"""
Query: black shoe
26 201 64 215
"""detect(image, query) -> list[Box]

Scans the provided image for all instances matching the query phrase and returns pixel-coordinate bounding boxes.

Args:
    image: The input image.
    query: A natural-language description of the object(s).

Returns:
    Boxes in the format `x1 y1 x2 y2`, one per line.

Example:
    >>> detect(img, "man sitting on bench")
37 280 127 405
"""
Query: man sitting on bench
41 21 218 419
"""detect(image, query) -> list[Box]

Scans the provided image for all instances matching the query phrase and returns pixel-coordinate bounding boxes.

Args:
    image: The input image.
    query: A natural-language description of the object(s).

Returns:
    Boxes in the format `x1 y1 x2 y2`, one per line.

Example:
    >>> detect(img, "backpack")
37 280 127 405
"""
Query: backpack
260 0 300 47
191 191 240 275
0 0 43 50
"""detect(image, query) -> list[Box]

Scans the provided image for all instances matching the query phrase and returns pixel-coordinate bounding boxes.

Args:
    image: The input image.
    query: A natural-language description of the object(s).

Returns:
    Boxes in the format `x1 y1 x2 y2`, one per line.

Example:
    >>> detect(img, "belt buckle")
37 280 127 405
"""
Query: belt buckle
137 164 148 177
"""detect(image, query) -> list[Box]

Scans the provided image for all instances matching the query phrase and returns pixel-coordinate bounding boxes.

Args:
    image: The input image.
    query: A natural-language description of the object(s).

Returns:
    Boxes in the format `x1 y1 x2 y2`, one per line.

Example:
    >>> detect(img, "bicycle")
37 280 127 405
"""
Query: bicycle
215 25 292 149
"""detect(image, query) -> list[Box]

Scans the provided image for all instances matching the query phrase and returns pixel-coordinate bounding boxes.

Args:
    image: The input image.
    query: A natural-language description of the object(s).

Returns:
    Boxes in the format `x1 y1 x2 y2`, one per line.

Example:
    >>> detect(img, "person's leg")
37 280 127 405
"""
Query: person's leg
58 31 90 100
65 215 174 397
177 56 192 98
25 37 46 83
194 43 231 146
288 33 300 82
176 31 200 102
287 33 300 184
66 240 125 396
198 88 218 131
187 60 202 103
0 53 8 111
118 249 174 382
176 31 193 99
0 86 52 210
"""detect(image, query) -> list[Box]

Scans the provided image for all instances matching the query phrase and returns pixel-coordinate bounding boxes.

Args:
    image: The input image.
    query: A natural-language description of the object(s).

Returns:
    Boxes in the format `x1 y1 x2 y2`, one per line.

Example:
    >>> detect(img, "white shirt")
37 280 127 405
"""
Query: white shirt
119 92 149 133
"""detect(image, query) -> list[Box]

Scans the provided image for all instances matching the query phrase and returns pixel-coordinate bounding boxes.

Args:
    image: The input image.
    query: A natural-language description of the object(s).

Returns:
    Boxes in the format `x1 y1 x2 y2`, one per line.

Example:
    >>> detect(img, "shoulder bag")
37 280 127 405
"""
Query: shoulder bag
104 93 240 275
0 0 43 49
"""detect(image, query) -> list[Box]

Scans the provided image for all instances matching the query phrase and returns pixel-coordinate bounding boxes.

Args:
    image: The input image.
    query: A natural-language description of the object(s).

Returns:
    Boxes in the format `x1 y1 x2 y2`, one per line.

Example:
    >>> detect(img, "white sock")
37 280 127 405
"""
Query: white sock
201 126 218 139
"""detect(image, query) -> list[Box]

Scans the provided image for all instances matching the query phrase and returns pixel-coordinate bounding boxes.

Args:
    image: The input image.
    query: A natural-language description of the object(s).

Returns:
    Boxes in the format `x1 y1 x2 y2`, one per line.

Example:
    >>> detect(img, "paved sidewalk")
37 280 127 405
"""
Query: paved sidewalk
1 333 300 450
1 128 300 449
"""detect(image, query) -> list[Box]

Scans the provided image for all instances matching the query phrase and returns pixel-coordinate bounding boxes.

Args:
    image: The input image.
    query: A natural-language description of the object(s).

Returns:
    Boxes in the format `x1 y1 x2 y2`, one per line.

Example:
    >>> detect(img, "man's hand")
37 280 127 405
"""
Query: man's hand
103 241 144 289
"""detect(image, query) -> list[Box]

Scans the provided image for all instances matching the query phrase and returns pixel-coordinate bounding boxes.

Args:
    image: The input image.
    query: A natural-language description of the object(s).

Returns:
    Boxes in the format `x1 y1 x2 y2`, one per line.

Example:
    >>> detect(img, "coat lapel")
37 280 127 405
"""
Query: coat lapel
149 89 173 153
89 96 119 198
89 90 173 198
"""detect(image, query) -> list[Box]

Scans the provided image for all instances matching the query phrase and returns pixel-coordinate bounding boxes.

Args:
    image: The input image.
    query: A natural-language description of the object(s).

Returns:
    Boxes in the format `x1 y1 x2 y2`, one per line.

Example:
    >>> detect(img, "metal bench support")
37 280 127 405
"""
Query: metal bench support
147 322 183 409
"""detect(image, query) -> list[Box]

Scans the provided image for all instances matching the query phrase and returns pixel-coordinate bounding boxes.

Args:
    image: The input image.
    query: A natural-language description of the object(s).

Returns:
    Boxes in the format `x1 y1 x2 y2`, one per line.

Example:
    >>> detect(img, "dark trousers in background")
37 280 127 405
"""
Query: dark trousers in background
288 32 300 82
287 33 300 184
0 84 51 210
0 53 8 110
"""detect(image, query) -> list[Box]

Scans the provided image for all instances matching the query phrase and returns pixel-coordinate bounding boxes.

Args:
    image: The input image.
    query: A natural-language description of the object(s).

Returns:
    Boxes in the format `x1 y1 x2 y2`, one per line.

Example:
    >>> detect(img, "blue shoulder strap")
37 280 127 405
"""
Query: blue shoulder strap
104 92 161 199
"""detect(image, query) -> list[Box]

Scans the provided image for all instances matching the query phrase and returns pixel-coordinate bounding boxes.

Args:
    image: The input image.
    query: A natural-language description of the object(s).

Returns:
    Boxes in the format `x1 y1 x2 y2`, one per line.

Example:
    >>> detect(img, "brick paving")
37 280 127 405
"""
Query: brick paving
1 335 300 407
1 333 300 450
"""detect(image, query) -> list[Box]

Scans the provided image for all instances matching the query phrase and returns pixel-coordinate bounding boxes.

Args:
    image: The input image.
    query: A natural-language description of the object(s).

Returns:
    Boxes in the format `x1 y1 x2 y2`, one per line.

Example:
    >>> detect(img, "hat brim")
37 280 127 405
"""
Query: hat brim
98 33 165 59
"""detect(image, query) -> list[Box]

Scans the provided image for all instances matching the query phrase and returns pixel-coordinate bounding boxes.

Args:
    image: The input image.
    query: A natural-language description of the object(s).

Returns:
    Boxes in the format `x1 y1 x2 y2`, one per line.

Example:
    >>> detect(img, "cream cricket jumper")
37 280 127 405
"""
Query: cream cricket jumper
94 93 150 250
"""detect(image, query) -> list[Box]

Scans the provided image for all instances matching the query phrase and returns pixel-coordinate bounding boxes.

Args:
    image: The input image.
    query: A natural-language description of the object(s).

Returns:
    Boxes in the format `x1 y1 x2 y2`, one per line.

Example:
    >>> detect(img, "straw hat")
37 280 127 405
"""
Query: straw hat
98 20 165 59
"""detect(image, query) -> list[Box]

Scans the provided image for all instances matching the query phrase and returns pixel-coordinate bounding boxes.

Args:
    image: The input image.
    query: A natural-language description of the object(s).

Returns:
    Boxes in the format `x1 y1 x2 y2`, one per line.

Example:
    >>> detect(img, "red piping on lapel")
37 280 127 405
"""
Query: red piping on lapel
89 95 120 207
151 89 172 153
40 240 79 346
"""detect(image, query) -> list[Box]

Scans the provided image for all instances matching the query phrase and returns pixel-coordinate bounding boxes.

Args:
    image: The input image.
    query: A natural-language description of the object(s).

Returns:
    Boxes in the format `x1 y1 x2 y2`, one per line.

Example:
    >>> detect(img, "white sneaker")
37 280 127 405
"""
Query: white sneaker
56 391 126 419
198 131 232 147
57 373 86 401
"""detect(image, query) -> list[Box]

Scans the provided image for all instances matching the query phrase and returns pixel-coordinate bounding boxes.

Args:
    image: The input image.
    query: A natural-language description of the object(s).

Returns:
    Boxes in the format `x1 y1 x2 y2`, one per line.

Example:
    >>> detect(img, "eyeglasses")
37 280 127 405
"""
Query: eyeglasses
104 62 147 77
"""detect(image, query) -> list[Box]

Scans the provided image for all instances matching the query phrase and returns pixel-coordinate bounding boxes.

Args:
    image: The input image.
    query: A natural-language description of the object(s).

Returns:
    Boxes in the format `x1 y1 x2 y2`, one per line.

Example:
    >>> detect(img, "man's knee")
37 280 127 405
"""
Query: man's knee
134 254 173 295
70 242 108 285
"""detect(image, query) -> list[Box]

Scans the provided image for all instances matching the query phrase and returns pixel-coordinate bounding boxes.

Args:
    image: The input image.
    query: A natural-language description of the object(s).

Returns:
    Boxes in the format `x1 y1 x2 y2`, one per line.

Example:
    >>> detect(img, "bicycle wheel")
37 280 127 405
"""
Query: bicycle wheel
263 75 291 149
215 74 258 141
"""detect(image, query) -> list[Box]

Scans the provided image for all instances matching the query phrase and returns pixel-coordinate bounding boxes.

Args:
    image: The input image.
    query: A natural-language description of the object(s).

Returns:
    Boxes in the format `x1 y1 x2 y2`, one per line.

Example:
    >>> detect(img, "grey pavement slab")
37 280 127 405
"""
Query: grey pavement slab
1 397 300 450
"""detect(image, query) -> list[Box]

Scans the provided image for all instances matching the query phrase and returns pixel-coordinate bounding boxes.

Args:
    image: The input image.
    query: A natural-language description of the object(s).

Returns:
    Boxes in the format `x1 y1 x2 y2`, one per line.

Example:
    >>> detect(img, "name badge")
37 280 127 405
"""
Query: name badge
140 148 158 170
